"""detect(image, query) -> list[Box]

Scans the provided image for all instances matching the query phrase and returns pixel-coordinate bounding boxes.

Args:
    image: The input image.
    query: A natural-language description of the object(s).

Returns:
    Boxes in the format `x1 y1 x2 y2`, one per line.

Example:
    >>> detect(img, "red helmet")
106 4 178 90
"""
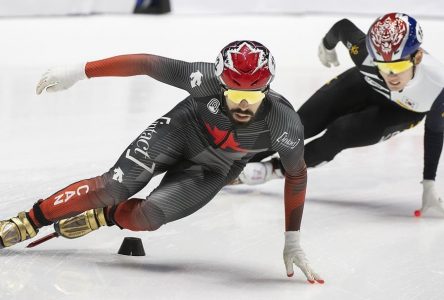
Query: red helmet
215 40 275 91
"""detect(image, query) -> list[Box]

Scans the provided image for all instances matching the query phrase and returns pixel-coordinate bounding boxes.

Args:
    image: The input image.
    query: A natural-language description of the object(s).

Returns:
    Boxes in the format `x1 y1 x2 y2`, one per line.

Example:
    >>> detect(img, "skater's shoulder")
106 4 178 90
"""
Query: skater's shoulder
419 52 444 87
264 90 302 130
266 89 295 110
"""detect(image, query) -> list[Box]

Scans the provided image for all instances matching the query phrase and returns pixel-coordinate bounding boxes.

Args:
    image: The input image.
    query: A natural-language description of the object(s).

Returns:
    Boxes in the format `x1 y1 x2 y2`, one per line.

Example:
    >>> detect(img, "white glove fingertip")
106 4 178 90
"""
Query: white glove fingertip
36 76 49 94
312 272 324 283
45 83 60 93
284 259 294 277
37 83 49 95
301 265 315 282
36 85 43 95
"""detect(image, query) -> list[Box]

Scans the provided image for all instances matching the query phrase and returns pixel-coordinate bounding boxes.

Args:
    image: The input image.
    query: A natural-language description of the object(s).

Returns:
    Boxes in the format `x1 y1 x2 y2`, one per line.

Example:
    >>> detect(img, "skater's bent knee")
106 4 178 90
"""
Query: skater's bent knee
112 199 166 232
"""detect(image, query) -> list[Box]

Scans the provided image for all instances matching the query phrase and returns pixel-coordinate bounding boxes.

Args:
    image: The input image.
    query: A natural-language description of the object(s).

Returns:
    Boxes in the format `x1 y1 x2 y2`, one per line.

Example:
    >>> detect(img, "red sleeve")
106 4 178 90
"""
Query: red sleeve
83 54 219 96
284 164 307 231
85 54 151 78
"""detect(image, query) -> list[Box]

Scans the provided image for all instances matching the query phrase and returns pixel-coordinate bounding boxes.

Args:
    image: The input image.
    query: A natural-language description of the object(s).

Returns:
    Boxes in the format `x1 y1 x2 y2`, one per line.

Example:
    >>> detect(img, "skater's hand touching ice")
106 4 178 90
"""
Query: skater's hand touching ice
415 180 444 217
283 231 324 284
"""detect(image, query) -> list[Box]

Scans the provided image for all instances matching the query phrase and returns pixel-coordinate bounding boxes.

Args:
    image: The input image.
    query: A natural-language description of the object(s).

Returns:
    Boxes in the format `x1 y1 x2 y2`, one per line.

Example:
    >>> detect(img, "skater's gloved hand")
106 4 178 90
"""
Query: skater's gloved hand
283 231 324 284
36 63 87 95
238 161 283 185
238 162 269 185
418 180 444 216
318 40 339 68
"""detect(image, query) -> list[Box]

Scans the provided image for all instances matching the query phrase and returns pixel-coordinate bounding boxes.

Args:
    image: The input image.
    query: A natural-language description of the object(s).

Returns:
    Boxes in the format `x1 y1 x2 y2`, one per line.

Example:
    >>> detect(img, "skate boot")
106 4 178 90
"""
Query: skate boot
54 208 108 239
0 212 38 248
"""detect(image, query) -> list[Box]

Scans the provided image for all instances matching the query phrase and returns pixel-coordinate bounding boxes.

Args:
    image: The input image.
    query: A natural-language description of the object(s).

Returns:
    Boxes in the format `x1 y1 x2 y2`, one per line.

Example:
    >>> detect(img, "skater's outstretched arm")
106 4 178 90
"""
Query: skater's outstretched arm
36 54 220 97
318 18 367 68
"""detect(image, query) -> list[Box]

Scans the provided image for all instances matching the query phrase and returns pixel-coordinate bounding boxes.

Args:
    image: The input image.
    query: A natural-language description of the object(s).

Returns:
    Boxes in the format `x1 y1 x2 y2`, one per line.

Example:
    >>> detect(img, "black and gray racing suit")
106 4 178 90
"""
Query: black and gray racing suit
30 55 307 232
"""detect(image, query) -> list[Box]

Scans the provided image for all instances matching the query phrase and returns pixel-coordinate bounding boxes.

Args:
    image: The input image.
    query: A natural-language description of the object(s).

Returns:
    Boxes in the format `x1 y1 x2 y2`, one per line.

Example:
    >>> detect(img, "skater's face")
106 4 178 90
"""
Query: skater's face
379 66 414 91
376 50 424 92
224 89 266 124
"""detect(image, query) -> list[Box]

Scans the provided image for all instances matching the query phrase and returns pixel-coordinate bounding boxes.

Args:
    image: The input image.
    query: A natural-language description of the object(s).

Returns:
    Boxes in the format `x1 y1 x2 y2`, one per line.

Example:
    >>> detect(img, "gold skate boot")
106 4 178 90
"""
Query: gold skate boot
0 212 38 248
54 208 108 239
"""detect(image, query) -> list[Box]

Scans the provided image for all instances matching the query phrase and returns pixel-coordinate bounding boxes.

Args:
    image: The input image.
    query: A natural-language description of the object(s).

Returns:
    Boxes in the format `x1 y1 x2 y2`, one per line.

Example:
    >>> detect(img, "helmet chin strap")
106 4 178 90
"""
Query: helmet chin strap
411 50 421 79
412 65 417 79
220 87 228 113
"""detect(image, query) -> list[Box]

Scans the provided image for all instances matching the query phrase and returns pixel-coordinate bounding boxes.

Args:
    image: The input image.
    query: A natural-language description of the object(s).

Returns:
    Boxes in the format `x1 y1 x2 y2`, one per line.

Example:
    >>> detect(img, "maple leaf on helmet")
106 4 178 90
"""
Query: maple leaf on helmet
215 40 275 91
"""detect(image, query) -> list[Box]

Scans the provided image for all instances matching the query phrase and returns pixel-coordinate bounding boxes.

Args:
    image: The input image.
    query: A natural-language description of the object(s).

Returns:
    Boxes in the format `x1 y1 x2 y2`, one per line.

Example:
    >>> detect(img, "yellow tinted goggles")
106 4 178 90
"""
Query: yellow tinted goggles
374 60 414 75
224 89 266 104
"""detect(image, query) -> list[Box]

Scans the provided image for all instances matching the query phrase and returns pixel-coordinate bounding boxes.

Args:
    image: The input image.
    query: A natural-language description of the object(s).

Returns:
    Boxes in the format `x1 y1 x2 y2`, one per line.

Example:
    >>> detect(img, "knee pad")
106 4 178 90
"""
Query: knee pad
112 198 166 232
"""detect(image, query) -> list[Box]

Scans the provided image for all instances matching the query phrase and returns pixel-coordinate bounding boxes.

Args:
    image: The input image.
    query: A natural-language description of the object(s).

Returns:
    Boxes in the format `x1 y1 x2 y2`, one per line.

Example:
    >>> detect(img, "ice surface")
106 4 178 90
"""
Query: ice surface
0 13 443 300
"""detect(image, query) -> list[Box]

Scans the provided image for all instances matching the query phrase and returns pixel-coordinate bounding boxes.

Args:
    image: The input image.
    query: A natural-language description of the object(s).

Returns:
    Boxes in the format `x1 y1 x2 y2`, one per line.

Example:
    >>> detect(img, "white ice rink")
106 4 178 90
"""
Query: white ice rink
0 13 444 300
